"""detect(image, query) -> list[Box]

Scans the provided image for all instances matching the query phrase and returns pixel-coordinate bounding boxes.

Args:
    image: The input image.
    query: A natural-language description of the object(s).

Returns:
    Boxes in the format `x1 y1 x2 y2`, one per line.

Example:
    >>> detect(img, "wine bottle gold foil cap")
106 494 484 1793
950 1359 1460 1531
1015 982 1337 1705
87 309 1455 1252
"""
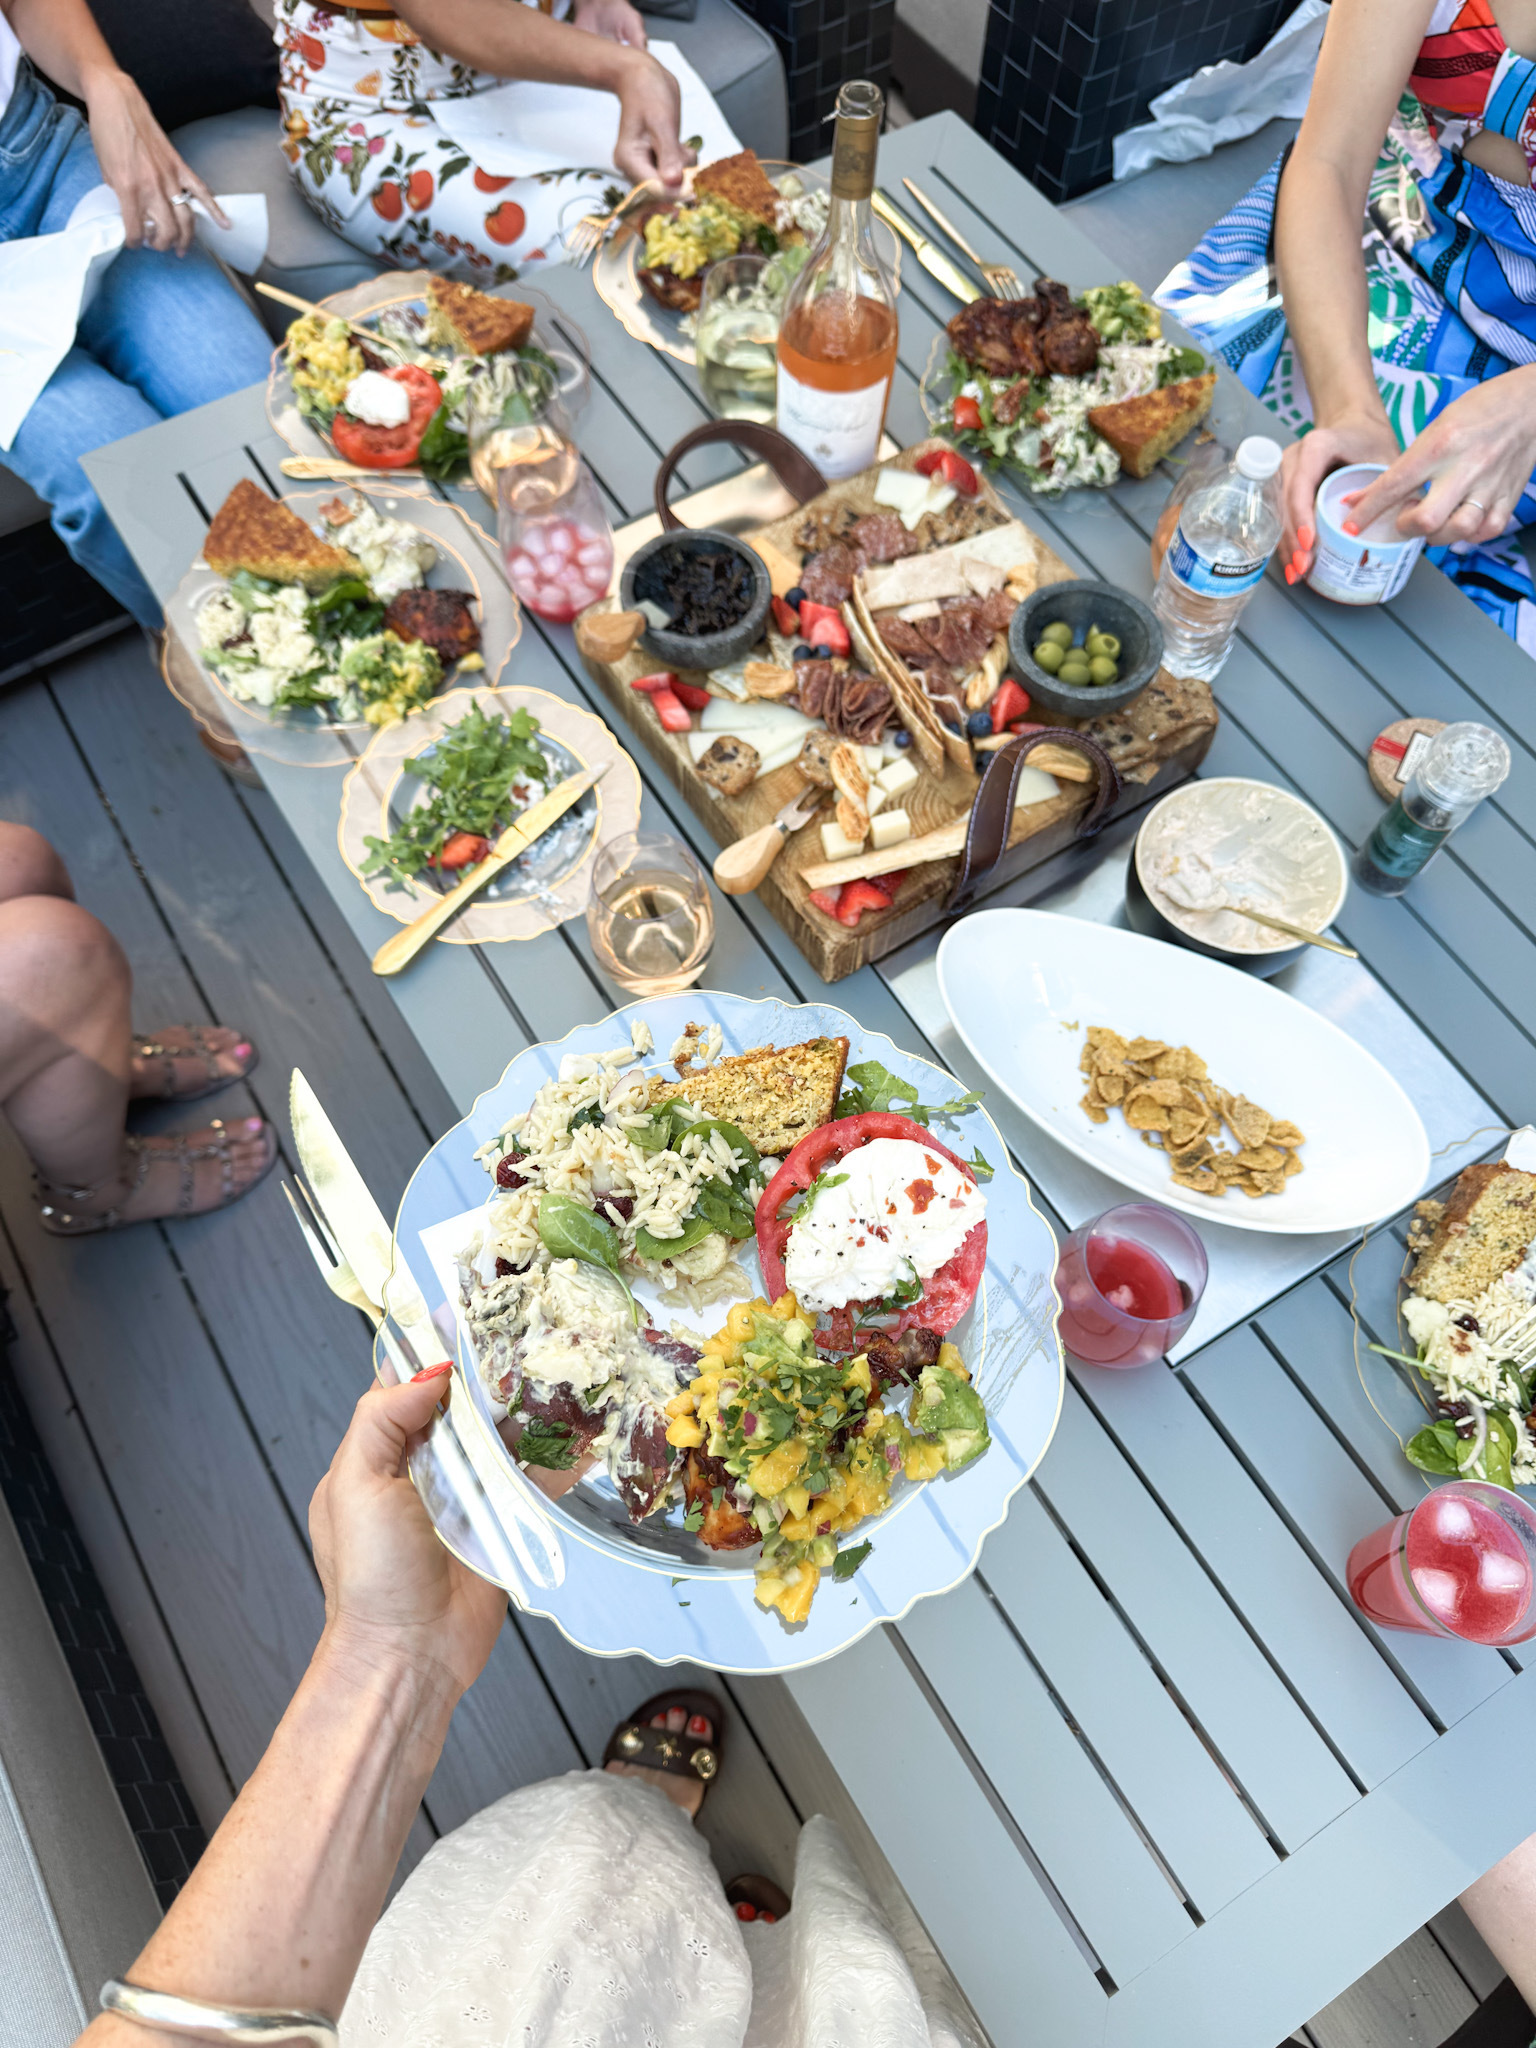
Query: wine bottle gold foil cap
829 79 883 200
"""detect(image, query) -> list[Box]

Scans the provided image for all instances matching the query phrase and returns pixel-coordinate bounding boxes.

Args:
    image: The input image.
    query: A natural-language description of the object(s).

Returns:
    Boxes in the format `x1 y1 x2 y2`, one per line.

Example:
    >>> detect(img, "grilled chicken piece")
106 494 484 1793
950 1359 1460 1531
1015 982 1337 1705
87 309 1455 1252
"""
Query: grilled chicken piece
382 586 480 662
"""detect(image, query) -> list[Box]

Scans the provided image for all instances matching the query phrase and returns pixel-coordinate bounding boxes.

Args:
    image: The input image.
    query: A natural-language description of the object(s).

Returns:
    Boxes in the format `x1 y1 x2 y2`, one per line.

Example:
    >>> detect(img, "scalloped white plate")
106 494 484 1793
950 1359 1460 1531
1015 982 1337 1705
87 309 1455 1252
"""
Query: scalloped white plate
390 990 1063 1672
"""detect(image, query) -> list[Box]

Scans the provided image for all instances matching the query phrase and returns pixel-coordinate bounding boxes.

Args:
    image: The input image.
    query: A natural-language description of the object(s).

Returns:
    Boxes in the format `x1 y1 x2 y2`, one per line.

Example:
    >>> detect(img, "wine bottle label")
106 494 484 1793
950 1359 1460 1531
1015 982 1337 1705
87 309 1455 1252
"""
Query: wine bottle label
775 363 889 479
830 118 878 200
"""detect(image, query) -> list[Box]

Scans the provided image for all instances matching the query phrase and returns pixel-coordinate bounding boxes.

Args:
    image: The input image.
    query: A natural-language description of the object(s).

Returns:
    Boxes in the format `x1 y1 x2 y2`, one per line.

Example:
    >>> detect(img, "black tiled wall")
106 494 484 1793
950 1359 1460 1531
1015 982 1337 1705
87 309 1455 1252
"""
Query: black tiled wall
733 0 895 162
0 1306 208 1908
975 0 1296 201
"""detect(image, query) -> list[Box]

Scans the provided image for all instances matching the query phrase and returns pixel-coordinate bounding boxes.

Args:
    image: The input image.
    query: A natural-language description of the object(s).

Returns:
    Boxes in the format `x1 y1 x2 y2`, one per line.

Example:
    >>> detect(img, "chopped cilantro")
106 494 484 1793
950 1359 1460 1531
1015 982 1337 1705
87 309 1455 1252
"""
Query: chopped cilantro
682 1503 705 1532
517 1418 578 1470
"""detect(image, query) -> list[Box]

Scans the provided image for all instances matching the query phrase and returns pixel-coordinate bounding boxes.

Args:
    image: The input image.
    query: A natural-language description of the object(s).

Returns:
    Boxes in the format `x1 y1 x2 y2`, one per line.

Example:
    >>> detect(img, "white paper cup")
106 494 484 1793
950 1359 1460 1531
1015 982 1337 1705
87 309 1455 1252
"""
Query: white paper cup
1306 463 1424 605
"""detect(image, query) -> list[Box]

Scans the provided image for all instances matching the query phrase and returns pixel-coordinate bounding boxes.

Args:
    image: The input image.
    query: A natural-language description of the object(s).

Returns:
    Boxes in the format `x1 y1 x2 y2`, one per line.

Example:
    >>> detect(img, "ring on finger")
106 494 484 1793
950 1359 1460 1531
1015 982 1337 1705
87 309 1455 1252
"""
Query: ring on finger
171 190 194 207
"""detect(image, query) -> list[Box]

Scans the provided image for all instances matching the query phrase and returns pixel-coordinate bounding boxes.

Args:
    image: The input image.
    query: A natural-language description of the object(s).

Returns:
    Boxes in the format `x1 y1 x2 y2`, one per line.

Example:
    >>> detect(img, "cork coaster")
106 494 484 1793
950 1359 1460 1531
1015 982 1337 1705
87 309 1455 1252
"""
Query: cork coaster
1368 717 1445 800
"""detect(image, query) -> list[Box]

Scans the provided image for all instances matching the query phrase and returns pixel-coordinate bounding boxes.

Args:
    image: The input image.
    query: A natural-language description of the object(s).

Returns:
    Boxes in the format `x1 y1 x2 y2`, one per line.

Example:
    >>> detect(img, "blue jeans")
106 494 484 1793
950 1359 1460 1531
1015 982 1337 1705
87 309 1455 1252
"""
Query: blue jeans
0 65 274 628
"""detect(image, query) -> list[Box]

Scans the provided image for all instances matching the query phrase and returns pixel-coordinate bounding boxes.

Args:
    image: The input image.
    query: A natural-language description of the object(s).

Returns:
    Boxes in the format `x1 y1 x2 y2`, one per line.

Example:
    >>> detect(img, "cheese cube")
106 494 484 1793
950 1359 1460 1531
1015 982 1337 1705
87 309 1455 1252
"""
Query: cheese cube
875 755 918 800
866 783 889 817
861 744 885 774
869 809 912 851
820 819 865 862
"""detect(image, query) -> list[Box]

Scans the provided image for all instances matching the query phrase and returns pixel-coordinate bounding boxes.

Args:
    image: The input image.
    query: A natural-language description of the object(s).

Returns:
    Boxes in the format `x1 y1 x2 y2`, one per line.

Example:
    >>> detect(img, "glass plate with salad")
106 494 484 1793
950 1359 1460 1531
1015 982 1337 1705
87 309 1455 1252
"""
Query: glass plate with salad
265 271 589 493
587 163 899 366
338 684 641 942
162 488 521 768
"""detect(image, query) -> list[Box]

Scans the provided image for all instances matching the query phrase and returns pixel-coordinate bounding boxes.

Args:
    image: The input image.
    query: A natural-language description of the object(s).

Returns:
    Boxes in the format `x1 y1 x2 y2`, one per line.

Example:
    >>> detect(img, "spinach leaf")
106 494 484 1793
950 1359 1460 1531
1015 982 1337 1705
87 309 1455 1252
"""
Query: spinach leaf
1404 1419 1461 1477
516 1419 578 1470
1480 1410 1516 1490
414 403 469 481
569 1102 605 1132
537 1191 639 1325
634 1211 719 1264
832 1540 872 1582
836 1058 985 1131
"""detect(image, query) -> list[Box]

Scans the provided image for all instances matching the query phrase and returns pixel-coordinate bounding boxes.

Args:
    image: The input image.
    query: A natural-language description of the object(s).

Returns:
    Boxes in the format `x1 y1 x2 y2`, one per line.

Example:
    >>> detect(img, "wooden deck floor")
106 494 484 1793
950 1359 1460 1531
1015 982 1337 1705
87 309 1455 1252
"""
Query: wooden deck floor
0 629 1514 2044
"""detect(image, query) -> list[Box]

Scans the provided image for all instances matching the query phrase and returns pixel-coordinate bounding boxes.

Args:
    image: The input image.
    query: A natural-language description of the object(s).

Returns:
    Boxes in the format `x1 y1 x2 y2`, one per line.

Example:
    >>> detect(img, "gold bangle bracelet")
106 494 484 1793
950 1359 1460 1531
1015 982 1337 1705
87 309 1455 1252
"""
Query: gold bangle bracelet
99 1980 338 2044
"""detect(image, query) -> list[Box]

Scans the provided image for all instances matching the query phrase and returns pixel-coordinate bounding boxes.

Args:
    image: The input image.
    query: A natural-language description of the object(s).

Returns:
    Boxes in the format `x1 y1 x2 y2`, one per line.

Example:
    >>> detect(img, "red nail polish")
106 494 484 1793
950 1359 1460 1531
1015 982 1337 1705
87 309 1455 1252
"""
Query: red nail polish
410 1361 452 1383
1342 521 1360 537
1298 524 1314 550
687 1713 710 1737
735 1901 757 1922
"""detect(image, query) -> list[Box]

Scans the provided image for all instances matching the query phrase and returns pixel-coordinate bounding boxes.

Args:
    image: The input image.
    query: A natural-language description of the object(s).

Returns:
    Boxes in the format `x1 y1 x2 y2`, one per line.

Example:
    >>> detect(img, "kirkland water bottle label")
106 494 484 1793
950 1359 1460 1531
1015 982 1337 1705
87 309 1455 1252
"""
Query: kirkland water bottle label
1167 528 1268 597
775 363 889 479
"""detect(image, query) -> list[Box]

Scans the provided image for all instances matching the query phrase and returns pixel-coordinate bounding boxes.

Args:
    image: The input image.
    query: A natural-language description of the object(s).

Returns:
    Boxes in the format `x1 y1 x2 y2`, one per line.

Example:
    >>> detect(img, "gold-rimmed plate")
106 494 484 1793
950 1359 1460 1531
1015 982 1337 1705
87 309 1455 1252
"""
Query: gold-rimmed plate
162 485 519 769
338 684 641 942
264 271 589 496
589 163 900 366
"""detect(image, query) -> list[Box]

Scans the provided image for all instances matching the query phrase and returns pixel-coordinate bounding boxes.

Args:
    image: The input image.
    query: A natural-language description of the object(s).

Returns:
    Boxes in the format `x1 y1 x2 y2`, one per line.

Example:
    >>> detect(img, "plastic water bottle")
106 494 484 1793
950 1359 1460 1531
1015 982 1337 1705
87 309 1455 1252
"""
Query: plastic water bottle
1153 436 1283 681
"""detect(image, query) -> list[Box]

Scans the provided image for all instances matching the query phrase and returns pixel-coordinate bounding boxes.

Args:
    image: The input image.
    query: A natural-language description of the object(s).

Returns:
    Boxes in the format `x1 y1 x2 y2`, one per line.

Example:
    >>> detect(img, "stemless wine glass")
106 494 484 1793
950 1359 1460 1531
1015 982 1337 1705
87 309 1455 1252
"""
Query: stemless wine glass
1054 1202 1208 1367
694 254 780 423
1347 1481 1536 1644
586 831 714 995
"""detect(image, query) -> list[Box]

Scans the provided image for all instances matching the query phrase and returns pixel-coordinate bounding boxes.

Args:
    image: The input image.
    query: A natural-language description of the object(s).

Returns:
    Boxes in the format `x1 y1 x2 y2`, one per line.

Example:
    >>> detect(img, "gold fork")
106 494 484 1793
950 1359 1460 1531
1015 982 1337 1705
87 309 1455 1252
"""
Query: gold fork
566 183 654 270
901 178 1025 300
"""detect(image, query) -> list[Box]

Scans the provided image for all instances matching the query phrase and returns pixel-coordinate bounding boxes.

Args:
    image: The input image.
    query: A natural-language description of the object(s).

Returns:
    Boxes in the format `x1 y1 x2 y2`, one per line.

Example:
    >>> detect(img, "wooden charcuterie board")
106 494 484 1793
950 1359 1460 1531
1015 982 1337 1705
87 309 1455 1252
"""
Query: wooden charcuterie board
580 448 1217 982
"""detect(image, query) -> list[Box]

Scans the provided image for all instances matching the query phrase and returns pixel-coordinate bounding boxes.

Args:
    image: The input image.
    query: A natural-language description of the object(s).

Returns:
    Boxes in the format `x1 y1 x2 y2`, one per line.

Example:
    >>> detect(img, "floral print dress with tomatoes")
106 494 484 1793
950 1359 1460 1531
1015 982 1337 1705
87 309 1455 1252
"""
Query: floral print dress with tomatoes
275 1 618 283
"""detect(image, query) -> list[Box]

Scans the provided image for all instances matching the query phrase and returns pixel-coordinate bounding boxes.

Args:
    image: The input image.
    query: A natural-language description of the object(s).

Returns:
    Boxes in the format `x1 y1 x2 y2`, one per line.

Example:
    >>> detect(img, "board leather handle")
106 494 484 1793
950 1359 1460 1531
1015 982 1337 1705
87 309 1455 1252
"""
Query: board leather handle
947 728 1120 910
654 421 827 530
712 819 792 896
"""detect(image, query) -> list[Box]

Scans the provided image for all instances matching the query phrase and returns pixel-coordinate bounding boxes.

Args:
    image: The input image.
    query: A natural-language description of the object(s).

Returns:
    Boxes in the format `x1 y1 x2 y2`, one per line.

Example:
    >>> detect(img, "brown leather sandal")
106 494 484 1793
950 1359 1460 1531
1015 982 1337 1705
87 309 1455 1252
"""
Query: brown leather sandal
36 1120 278 1235
602 1688 724 1800
134 1024 258 1102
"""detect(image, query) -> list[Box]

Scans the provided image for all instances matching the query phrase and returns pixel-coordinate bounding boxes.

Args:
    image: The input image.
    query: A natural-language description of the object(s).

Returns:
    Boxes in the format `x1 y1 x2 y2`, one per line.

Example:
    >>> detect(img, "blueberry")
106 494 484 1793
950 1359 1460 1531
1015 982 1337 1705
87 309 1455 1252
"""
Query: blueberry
793 642 813 661
966 709 992 738
785 585 806 608
891 728 912 748
811 643 834 661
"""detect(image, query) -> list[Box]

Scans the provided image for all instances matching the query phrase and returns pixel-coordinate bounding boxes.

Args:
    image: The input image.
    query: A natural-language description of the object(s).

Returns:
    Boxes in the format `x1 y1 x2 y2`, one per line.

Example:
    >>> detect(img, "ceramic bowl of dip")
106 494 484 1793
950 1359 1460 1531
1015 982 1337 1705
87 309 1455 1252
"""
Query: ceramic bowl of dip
1124 777 1348 979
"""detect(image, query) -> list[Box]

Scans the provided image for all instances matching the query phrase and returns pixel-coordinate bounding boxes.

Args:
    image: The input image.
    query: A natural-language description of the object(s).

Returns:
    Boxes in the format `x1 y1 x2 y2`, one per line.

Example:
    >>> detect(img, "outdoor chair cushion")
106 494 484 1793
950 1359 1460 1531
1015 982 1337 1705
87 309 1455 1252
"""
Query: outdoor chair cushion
86 0 279 134
173 0 786 338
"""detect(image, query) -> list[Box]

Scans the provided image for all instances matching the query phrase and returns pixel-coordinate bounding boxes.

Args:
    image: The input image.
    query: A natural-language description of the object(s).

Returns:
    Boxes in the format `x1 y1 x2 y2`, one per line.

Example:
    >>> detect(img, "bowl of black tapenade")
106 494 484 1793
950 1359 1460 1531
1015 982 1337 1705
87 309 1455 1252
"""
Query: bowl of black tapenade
619 527 772 671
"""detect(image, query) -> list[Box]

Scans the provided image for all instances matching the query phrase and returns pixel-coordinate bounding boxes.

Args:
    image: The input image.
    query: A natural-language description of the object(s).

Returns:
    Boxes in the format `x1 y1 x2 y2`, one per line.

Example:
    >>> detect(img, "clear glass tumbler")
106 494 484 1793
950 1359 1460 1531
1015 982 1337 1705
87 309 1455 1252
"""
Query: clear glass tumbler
694 254 781 423
494 427 615 626
1347 1480 1536 1644
586 830 714 995
1053 1201 1208 1368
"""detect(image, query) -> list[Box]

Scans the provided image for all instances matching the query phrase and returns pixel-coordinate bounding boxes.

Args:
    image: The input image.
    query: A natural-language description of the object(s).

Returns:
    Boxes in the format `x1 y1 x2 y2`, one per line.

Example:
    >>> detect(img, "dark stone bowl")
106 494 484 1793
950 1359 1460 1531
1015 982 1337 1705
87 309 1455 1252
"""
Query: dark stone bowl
618 527 772 672
1007 578 1162 719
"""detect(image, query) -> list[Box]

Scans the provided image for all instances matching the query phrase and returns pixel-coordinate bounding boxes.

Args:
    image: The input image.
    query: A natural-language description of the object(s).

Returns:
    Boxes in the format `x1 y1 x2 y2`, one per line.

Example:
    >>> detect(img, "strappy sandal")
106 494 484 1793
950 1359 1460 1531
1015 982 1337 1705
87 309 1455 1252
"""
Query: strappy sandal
134 1025 258 1103
725 1874 791 1924
35 1120 277 1235
602 1688 724 1801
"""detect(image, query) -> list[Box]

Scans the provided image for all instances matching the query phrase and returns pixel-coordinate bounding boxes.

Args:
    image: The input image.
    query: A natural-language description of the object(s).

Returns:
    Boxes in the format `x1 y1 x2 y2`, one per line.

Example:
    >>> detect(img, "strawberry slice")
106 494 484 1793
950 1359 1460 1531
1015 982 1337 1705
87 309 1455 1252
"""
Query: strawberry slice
434 831 491 870
629 671 677 693
937 447 979 495
671 680 713 711
835 878 893 927
797 601 850 657
990 678 1031 733
807 887 843 918
953 395 982 432
771 594 801 637
650 686 692 733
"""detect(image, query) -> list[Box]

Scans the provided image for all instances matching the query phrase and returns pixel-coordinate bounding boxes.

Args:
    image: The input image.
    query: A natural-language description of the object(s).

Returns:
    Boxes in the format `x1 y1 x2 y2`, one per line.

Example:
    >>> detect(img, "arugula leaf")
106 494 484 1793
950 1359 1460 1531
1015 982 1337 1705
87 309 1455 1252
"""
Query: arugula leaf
799 1167 849 1217
832 1540 872 1582
537 1191 639 1325
1158 345 1208 385
964 1147 995 1183
835 1059 985 1131
361 701 550 885
628 1100 761 1249
516 1419 578 1470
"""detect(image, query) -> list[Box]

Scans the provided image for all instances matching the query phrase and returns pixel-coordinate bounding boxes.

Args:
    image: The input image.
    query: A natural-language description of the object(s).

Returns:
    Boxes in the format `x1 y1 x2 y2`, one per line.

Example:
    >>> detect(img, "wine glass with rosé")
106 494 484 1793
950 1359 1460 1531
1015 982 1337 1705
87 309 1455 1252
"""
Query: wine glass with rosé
1347 1480 1536 1645
493 426 615 626
1054 1201 1207 1368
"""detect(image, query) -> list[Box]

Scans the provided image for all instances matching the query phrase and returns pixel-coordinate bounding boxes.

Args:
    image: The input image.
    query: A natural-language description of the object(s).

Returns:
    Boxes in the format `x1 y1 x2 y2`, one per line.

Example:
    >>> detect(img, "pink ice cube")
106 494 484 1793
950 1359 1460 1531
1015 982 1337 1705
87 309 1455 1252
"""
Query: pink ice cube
1410 1565 1464 1622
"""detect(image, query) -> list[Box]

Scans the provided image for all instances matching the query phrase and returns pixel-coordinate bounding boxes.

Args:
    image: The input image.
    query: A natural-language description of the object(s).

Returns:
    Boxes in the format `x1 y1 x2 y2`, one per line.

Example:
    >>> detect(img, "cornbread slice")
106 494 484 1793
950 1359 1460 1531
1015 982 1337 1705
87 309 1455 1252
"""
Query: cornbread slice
650 1035 850 1157
693 149 786 230
1087 371 1217 480
1410 1162 1536 1303
203 479 361 591
425 275 535 355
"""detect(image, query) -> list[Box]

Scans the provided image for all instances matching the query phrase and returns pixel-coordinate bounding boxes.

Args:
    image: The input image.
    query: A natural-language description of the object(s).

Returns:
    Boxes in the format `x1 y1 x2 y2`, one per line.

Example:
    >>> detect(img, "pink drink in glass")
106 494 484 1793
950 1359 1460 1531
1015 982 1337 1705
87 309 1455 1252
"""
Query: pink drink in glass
1347 1480 1536 1644
504 514 614 624
1054 1201 1207 1368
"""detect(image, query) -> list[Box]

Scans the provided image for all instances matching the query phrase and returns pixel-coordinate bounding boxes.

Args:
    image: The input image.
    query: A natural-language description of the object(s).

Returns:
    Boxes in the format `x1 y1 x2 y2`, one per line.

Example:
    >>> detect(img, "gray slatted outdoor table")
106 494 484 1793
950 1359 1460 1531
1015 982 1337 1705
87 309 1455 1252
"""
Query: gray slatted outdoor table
83 110 1536 2048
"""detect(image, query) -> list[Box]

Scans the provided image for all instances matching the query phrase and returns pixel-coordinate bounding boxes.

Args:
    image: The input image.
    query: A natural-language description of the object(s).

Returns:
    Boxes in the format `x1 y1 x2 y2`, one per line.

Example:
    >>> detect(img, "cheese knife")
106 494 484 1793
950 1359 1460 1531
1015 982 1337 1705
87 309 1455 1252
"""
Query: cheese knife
872 192 980 304
372 764 605 976
712 784 825 895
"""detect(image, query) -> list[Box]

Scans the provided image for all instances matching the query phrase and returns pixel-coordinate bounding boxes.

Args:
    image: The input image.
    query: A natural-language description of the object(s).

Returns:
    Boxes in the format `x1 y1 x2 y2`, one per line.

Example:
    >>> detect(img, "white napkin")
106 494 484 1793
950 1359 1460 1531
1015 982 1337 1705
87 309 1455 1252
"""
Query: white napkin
0 185 269 450
1112 0 1328 180
430 40 740 183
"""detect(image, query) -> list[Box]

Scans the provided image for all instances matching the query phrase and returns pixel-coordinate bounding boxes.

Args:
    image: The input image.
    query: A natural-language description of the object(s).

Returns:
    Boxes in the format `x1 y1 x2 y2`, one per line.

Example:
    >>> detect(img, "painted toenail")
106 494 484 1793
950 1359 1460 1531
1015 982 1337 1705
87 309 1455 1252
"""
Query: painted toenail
245 1117 264 1133
687 1714 711 1738
235 1042 253 1059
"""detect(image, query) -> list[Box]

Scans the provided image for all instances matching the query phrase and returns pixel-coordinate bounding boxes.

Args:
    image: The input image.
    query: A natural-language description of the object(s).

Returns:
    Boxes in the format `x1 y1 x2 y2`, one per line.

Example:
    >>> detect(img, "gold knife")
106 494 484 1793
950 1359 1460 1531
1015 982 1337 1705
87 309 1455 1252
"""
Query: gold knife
371 764 606 976
872 191 979 304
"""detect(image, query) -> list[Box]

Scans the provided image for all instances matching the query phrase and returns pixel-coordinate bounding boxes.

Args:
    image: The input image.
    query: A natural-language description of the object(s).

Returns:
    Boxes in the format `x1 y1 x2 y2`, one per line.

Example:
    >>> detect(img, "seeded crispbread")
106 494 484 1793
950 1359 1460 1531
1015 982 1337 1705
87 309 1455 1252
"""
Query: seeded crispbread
649 1034 850 1157
204 479 361 591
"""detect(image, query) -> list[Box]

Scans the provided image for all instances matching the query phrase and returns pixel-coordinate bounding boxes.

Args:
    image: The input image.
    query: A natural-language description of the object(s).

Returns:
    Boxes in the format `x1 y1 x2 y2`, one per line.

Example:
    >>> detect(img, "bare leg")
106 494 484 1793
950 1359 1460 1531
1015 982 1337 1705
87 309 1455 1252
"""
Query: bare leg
1461 1838 1536 2011
0 895 272 1222
0 821 74 905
